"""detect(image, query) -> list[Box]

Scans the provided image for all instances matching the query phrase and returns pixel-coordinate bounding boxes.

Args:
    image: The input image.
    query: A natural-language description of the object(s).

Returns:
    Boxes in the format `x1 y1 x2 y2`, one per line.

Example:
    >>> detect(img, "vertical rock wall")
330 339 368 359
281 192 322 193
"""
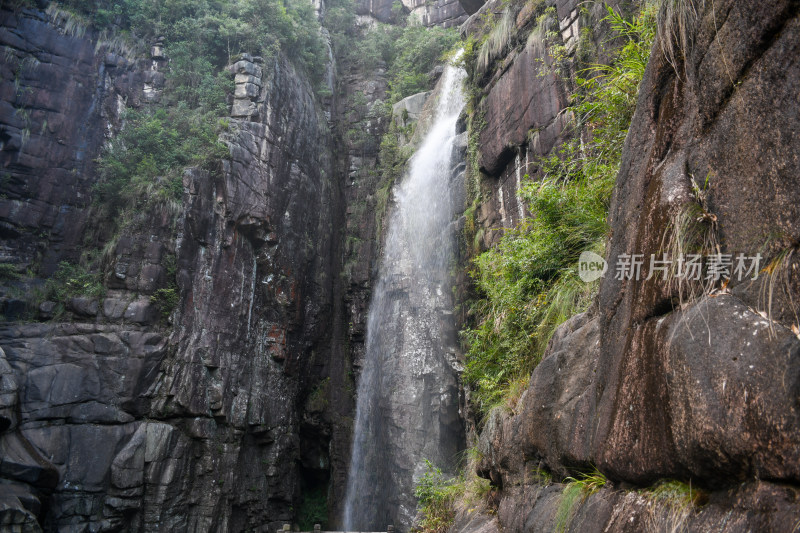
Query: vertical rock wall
0 6 343 531
454 0 800 531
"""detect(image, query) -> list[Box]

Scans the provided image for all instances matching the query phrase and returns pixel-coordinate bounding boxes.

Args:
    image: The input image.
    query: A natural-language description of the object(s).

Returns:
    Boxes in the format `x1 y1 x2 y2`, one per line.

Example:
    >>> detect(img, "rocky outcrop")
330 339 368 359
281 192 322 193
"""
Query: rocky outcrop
467 0 621 248
139 52 337 531
454 477 800 533
590 0 800 486
457 0 800 530
404 0 469 28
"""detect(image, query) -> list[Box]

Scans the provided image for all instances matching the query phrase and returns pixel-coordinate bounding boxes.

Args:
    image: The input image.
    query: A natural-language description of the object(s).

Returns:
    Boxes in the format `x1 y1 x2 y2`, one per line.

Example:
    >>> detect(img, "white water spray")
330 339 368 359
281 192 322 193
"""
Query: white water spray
343 55 466 531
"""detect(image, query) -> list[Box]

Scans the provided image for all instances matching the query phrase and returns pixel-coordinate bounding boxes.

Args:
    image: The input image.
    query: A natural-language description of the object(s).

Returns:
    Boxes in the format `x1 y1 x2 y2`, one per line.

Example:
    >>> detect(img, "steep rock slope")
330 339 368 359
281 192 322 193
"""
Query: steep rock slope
0 6 341 531
456 0 800 531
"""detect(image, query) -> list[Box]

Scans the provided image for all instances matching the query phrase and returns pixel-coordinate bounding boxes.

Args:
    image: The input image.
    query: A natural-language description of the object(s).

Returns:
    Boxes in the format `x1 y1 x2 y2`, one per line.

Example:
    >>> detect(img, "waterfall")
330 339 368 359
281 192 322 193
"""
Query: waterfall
343 56 466 531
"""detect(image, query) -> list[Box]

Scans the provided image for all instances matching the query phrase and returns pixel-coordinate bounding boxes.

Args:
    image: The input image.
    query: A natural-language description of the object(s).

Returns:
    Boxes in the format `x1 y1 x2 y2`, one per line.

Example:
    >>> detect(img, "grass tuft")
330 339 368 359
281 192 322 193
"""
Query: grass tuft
758 242 800 337
554 470 607 533
657 0 703 78
46 4 89 38
476 8 516 80
643 479 707 533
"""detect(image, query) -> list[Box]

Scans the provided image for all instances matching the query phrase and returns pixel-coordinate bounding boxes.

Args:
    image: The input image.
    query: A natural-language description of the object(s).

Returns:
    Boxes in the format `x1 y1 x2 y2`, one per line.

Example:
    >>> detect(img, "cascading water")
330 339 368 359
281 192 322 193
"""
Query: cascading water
343 56 467 531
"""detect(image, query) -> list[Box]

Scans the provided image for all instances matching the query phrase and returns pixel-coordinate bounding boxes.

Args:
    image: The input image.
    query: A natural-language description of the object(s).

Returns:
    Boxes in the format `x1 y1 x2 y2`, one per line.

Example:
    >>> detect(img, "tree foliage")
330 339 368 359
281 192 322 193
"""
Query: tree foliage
56 0 329 83
95 105 228 218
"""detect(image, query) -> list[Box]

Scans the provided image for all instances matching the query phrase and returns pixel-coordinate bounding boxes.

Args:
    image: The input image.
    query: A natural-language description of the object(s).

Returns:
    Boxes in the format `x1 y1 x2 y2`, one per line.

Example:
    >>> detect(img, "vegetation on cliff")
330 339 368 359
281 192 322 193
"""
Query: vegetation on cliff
327 0 458 103
6 0 335 319
45 0 328 82
461 4 658 413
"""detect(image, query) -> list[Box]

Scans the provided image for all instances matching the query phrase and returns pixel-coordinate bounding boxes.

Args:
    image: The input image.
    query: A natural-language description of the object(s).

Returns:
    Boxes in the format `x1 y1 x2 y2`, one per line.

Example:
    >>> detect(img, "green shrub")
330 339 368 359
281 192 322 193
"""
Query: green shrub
94 105 228 218
41 261 105 303
461 4 657 414
54 0 329 84
387 25 459 102
149 254 179 322
305 377 331 412
150 288 179 321
0 263 22 282
331 18 458 103
297 485 328 531
414 460 464 533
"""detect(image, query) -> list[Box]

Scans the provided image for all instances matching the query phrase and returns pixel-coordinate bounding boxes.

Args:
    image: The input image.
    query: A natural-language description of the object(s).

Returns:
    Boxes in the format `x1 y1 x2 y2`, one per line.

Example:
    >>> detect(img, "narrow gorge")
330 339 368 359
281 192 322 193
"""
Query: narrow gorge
0 0 798 532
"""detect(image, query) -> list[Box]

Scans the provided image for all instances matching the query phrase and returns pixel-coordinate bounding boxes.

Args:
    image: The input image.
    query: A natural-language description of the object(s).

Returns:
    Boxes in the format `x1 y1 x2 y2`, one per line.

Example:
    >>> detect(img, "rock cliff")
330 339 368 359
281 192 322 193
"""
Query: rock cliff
0 5 343 531
1 0 799 530
454 0 800 531
356 0 468 28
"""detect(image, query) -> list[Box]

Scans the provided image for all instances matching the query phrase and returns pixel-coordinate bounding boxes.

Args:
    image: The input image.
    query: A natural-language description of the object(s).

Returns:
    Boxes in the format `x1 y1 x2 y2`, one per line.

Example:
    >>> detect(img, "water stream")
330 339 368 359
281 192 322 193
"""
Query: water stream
343 57 467 531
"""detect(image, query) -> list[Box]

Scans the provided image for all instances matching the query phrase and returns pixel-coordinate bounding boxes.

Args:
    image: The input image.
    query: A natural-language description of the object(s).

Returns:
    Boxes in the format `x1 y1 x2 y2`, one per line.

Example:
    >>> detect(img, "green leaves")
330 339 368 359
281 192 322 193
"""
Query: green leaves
95 105 228 217
414 460 463 533
388 25 458 102
330 18 458 103
44 262 105 302
55 0 329 84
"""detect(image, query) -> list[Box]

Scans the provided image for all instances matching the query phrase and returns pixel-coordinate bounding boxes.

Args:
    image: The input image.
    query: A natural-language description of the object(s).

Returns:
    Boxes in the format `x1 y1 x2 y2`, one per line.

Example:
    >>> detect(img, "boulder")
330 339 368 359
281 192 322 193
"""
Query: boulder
392 91 430 128
123 298 157 324
37 301 56 320
67 297 98 317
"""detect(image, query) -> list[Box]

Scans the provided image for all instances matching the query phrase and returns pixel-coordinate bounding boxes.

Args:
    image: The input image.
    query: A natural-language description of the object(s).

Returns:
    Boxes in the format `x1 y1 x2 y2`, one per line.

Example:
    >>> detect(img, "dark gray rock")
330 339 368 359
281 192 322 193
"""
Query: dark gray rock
392 91 430 128
103 298 128 319
0 348 18 432
0 481 42 533
123 298 157 324
458 0 485 16
591 0 800 486
0 7 141 274
663 295 800 483
457 478 800 533
356 0 468 26
37 302 56 320
67 297 98 317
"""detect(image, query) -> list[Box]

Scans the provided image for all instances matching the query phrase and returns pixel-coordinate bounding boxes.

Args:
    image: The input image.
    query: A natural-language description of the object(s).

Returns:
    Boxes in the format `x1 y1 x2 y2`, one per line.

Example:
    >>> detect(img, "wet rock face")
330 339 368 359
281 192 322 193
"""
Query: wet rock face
344 68 468 531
